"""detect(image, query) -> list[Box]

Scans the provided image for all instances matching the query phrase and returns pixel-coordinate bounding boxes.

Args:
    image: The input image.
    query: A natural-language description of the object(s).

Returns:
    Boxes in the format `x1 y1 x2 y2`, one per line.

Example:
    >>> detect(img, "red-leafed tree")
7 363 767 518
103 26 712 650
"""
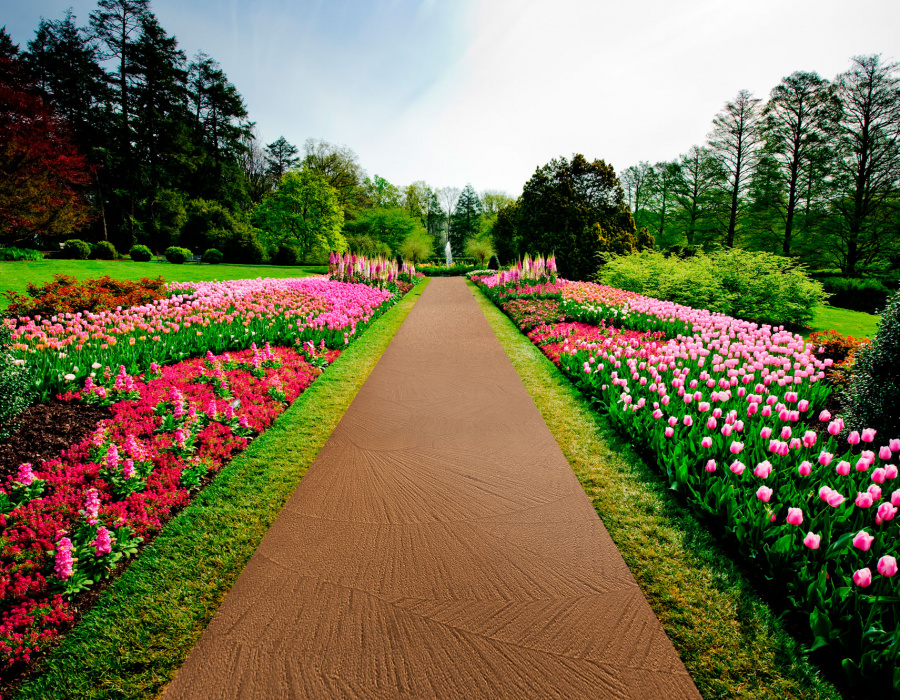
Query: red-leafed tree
0 29 91 247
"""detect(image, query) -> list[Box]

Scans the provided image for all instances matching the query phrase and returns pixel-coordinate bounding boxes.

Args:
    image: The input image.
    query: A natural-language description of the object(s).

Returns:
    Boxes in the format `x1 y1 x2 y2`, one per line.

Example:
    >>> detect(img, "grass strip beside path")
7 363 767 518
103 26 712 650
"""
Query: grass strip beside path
807 305 880 339
14 280 426 700
470 281 841 700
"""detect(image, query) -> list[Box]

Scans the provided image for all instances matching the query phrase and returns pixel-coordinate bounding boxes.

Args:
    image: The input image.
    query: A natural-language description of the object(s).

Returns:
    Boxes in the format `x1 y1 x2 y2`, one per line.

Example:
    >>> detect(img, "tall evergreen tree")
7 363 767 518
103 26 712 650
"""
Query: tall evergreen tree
450 184 481 257
671 146 722 247
264 136 298 183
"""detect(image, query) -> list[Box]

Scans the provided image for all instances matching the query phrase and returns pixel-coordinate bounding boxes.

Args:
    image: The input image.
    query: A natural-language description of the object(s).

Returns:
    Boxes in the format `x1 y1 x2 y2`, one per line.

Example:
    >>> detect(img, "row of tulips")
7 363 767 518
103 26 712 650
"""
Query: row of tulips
4 277 399 401
472 261 899 692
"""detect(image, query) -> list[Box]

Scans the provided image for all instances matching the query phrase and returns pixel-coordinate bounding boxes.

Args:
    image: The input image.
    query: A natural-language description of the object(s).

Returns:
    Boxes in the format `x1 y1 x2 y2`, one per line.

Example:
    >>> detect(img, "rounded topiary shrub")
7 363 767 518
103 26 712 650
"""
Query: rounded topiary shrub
129 244 153 262
842 286 900 439
488 254 500 271
91 241 118 260
272 244 299 266
164 246 190 264
62 239 91 260
202 248 223 264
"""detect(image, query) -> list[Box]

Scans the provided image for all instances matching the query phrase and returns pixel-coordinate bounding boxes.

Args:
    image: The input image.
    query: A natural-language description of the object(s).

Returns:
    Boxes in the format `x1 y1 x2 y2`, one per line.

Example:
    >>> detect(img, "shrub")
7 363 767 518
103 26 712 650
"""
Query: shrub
271 245 298 266
129 244 153 262
842 287 900 438
465 237 495 268
62 239 91 260
202 248 223 264
488 254 500 270
91 240 118 260
0 247 43 261
818 276 889 314
164 246 191 264
2 274 167 316
0 324 34 439
597 249 826 327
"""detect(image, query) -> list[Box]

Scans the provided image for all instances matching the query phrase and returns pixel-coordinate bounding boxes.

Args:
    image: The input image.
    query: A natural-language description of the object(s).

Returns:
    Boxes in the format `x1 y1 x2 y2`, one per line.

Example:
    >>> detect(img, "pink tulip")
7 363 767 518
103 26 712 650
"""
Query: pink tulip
877 502 897 521
789 437 802 450
754 461 773 479
786 507 803 525
827 420 842 436
707 417 717 429
668 416 678 427
852 530 875 551
853 568 873 587
785 391 798 403
848 431 860 445
730 460 746 475
803 532 821 549
886 464 899 479
819 485 833 501
701 437 713 449
683 415 693 427
880 446 893 460
893 489 900 507
798 400 809 412
862 428 876 442
664 427 674 438
730 441 744 455
855 492 874 508
818 451 833 466
780 426 792 439
760 426 772 439
826 491 846 507
705 459 717 473
721 424 733 437
698 401 711 412
819 410 831 421
836 461 851 476
855 458 870 472
872 467 887 484
798 460 812 476
891 438 900 452
877 556 898 577
756 485 773 502
761 406 772 417
652 409 663 419
712 408 722 418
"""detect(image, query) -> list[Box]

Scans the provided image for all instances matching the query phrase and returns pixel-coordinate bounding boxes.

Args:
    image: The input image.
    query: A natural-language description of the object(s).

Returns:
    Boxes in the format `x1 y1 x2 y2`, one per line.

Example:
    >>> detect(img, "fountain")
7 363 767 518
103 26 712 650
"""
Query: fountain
445 239 453 267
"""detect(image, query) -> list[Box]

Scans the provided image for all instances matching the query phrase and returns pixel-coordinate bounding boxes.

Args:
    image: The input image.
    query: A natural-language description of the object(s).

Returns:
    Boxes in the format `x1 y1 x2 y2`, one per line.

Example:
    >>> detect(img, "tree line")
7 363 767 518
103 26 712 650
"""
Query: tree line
619 55 900 277
0 0 511 265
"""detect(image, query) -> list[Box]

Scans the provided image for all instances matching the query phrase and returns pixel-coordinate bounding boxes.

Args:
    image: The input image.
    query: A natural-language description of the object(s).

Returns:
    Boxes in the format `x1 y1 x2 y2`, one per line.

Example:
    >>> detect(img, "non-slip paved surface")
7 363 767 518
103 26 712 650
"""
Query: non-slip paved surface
163 277 701 699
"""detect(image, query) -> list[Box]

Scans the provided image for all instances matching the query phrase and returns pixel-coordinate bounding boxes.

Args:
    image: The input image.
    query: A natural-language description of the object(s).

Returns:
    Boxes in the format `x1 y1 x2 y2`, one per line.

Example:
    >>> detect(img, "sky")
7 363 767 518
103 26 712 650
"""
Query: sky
3 0 900 196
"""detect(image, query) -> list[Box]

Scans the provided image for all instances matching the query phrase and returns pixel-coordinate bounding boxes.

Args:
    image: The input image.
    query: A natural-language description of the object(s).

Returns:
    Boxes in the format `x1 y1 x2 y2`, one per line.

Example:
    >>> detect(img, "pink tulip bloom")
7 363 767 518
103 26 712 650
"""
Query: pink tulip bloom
668 416 678 427
877 556 898 577
730 460 746 475
862 428 876 442
786 507 803 525
652 409 663 419
852 530 875 550
798 460 812 476
886 465 899 479
683 415 693 427
698 401 711 412
730 441 744 455
835 460 851 476
798 400 809 412
789 437 802 450
761 406 772 417
705 459 717 473
754 461 773 479
891 438 900 452
818 451 833 466
706 417 717 429
880 446 893 460
780 426 792 440
802 431 816 447
721 424 733 437
855 458 870 472
756 485 773 502
826 490 845 507
760 426 772 439
701 437 713 449
855 492 874 508
712 408 722 418
877 502 897 521
871 467 887 484
803 532 821 549
853 568 873 587
819 410 831 421
868 484 882 500
664 427 674 438
893 489 900 507
827 420 842 435
848 431 860 445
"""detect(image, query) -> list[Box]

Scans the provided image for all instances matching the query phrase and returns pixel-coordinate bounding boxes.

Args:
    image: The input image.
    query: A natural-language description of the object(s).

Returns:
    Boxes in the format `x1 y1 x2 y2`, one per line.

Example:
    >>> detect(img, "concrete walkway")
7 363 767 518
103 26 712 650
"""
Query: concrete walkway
162 277 700 699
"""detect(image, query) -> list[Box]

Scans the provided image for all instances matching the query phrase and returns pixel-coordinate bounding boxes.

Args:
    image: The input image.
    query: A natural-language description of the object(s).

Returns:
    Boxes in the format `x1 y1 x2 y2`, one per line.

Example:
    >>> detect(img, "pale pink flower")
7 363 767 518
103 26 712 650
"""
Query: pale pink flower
877 502 897 521
835 461 851 476
730 460 746 475
756 485 773 502
852 530 875 551
848 431 860 445
855 492 874 508
879 446 893 460
818 451 833 466
803 532 821 549
877 556 898 577
862 428 876 443
786 508 803 525
798 461 812 476
701 437 713 449
853 568 873 587
730 441 744 455
705 460 717 473
754 461 773 479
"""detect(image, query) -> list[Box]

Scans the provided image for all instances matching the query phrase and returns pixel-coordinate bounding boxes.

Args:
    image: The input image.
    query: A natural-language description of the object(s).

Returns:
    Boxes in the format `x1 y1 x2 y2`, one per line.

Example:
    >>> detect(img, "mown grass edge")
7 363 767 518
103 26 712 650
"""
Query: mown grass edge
469 281 842 700
14 280 427 700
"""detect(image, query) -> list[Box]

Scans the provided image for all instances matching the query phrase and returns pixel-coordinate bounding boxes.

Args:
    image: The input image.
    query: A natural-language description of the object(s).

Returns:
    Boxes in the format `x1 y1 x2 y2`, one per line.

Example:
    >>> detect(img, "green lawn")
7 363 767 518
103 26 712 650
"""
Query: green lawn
13 281 426 699
806 305 880 339
471 281 840 700
0 260 326 309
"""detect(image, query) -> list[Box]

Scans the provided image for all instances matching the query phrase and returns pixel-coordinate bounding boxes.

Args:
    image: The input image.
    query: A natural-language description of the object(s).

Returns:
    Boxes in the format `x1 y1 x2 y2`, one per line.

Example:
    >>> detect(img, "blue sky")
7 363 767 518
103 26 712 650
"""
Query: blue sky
4 0 900 196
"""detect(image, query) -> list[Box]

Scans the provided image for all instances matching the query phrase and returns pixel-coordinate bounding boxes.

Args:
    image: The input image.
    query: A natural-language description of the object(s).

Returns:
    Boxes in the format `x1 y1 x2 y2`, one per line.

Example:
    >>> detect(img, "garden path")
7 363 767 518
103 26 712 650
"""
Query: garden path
162 277 700 699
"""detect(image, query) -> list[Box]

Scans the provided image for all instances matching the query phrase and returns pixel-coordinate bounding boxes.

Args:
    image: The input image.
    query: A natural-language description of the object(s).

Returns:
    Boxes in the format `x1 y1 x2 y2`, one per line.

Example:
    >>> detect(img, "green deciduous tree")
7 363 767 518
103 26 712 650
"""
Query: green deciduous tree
343 206 421 254
253 169 345 261
302 138 366 215
362 174 401 209
518 154 636 280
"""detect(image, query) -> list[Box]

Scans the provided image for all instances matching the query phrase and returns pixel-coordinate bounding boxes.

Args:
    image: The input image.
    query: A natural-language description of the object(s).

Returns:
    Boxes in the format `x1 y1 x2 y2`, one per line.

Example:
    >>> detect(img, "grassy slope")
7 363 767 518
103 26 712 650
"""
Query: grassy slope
807 305 880 339
14 281 426 700
0 260 326 309
470 282 841 700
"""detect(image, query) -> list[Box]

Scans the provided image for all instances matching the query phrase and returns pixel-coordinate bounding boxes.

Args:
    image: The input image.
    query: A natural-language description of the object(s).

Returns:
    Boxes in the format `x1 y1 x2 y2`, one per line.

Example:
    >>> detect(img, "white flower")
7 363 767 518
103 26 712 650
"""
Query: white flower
64 373 76 381
58 353 67 359
13 359 25 367
90 372 96 377
72 366 79 372
92 362 102 369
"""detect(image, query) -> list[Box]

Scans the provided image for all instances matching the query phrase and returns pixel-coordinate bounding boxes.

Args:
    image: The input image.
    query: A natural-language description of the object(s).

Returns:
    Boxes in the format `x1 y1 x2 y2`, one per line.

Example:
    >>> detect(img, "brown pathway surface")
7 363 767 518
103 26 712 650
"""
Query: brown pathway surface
163 277 701 699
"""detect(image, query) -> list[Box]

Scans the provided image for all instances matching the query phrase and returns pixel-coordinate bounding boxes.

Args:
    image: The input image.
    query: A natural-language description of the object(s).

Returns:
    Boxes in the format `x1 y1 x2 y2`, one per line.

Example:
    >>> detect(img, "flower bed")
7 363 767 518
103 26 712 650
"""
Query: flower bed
474 259 899 692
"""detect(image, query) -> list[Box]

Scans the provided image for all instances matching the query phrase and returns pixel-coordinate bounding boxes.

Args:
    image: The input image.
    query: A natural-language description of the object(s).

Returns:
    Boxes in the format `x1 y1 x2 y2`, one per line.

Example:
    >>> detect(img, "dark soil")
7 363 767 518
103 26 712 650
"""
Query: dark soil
0 400 113 480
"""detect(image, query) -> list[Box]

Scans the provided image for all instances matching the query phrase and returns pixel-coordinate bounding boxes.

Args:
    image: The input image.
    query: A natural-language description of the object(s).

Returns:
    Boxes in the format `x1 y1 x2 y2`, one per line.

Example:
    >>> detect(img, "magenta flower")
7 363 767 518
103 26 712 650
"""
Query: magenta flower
819 410 831 421
683 415 693 427
803 532 821 549
836 461 851 476
826 490 846 507
852 530 875 551
54 537 74 580
893 489 900 507
730 441 744 455
798 461 812 476
701 437 713 449
852 568 873 587
667 416 678 428
756 485 773 502
93 526 113 557
879 446 892 460
122 459 135 479
760 426 772 439
818 451 833 466
780 426 792 440
730 460 746 475
802 431 816 448
877 502 897 521
16 463 35 486
855 492 874 509
705 459 717 473
754 461 773 479
886 465 899 479
664 427 674 438
798 400 809 412
786 507 803 525
872 467 887 484
861 428 876 443
83 489 100 525
855 457 870 472
891 438 900 452
848 431 861 445
819 485 833 501
877 556 898 577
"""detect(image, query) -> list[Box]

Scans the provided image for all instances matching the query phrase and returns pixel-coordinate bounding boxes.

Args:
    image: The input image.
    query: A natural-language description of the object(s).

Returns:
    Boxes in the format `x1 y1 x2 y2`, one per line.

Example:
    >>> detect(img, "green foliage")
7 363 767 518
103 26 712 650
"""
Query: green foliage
518 154 637 280
146 189 187 253
488 254 500 271
492 201 520 265
201 248 222 264
450 184 481 257
62 239 91 259
253 170 346 261
164 246 191 264
0 324 35 439
597 248 826 327
0 247 43 261
91 241 118 260
398 231 433 264
842 287 900 438
817 276 891 314
129 244 152 262
271 244 299 266
343 206 420 254
464 236 494 268
179 199 263 263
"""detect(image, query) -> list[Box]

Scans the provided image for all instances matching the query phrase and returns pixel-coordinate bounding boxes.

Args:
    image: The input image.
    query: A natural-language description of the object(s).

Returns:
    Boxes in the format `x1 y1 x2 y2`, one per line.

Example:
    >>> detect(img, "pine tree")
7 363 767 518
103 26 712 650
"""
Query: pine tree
450 183 481 257
265 136 299 183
